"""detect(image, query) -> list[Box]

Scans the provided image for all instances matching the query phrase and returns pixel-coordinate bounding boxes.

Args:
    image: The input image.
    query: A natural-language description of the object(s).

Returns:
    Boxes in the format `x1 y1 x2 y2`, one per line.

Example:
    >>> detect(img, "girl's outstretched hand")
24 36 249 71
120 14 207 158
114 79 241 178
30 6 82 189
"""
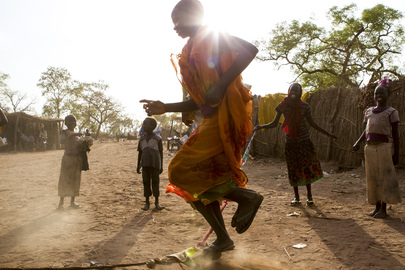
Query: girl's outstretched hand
352 142 360 152
139 100 165 116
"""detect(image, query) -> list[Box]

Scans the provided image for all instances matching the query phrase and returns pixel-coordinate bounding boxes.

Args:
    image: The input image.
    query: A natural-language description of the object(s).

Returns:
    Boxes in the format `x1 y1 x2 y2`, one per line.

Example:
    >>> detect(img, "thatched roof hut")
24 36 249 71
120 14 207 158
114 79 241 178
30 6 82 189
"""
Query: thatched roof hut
0 112 63 152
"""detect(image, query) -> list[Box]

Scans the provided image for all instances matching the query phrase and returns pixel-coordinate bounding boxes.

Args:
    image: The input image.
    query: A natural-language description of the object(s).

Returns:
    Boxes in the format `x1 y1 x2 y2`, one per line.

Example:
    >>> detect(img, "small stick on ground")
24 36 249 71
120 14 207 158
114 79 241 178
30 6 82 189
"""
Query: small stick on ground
284 247 291 260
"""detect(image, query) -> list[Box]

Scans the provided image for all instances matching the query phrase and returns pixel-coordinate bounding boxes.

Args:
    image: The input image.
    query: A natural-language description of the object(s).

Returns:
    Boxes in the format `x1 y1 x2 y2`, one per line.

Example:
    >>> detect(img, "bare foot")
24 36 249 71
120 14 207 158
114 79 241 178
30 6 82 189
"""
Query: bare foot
373 211 387 219
154 204 165 210
68 203 81 210
367 209 378 217
141 203 150 211
55 205 64 211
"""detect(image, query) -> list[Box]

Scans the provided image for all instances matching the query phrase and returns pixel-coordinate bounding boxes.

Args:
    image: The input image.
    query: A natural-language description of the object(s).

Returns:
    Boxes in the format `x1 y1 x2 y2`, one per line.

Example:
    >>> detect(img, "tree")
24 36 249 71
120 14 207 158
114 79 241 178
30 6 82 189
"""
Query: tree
37 67 81 118
255 4 405 91
0 73 36 113
81 81 123 139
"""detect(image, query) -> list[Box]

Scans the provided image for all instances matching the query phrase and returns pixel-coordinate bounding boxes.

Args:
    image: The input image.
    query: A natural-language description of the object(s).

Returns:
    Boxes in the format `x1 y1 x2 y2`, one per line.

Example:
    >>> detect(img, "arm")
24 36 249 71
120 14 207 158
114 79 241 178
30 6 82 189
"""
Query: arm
139 98 198 116
306 114 337 140
60 130 82 144
205 35 258 105
137 151 142 174
353 130 366 151
255 111 282 130
353 129 366 152
392 122 399 165
0 109 8 126
159 138 163 174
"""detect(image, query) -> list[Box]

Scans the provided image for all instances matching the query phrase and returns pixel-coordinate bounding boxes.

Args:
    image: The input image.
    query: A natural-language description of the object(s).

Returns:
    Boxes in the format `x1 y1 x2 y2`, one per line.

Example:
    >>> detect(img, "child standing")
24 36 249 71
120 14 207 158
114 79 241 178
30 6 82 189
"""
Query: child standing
57 115 84 210
256 83 337 206
353 78 401 218
137 117 164 211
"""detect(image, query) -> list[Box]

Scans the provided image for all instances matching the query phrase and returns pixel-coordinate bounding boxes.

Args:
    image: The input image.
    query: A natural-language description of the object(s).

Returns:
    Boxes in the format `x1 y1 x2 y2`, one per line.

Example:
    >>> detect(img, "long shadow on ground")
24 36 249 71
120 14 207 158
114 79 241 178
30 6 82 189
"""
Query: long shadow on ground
301 207 404 269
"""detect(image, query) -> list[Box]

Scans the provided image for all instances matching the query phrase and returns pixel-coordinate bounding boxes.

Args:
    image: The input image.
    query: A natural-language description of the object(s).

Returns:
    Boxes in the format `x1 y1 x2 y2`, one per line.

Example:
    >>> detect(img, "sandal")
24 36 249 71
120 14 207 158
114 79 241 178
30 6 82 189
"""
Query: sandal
68 203 82 210
306 199 315 207
235 194 264 234
205 239 235 253
290 198 301 206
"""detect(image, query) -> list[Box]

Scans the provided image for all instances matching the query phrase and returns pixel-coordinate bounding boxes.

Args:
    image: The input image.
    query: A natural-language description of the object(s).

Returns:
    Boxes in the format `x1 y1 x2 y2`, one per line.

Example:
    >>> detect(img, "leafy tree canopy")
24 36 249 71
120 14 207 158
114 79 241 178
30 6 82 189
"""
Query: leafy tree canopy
255 4 404 91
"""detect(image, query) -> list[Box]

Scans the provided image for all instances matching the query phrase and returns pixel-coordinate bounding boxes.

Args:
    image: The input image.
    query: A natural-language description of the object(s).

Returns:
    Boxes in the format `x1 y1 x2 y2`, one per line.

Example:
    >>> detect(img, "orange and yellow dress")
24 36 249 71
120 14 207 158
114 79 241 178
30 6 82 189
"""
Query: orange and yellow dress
166 27 253 204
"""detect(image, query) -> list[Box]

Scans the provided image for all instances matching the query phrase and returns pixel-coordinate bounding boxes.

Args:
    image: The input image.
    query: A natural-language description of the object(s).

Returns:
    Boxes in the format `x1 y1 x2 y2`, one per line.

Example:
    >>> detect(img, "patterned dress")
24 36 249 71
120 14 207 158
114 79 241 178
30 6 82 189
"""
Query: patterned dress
276 102 323 187
167 26 253 204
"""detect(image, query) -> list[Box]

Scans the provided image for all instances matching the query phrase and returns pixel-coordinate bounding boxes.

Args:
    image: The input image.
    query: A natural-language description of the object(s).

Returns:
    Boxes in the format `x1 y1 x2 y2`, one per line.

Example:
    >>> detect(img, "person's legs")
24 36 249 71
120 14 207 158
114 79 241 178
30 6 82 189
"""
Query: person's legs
56 197 64 211
291 186 300 206
306 184 314 206
142 167 152 210
151 168 164 210
373 202 387 218
367 201 381 217
193 200 234 252
223 187 263 234
69 196 81 209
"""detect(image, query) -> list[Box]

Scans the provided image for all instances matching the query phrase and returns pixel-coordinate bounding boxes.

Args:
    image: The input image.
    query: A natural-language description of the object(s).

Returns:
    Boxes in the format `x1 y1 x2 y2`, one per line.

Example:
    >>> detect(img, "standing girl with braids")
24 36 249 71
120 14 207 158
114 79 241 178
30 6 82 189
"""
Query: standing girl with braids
256 83 337 206
353 78 401 218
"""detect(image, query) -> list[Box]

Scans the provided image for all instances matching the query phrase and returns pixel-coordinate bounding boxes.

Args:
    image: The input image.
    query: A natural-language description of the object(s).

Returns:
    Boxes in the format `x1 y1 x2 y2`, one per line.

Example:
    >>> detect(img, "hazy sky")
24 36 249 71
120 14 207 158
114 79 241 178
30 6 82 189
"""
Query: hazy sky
0 0 403 121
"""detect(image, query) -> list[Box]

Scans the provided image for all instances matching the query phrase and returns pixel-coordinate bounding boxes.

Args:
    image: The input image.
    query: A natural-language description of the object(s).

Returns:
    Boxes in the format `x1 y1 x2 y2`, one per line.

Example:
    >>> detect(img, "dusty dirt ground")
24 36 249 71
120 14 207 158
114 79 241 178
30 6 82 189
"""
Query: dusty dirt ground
0 140 404 270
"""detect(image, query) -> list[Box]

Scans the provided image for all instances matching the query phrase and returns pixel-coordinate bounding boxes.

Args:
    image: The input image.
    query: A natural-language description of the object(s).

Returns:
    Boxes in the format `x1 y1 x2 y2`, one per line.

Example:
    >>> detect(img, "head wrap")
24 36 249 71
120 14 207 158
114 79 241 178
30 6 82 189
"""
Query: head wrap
377 77 391 88
278 83 303 141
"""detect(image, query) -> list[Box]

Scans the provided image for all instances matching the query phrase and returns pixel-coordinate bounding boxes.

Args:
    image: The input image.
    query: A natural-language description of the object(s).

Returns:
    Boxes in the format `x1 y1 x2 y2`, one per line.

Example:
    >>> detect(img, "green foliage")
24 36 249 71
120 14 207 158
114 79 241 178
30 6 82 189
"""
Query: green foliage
255 4 405 91
37 67 82 118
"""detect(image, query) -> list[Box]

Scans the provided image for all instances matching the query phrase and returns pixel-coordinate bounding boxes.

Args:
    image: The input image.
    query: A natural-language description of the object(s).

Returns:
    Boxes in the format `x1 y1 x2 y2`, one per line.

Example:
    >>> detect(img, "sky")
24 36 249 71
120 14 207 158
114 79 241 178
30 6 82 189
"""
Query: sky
0 0 404 122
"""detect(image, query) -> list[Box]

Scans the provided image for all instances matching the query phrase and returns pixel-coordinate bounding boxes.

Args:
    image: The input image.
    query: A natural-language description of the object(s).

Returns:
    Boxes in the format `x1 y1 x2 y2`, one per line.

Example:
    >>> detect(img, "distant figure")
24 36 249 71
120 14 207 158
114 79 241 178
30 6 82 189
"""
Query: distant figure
57 115 84 211
38 126 48 151
255 83 337 207
137 117 165 211
353 78 401 218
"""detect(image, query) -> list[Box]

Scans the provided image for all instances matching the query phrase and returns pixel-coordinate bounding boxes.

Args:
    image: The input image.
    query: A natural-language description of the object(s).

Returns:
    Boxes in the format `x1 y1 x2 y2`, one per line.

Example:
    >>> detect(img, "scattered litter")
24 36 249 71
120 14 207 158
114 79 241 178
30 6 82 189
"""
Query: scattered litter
323 171 329 176
284 247 291 260
331 189 346 193
292 243 307 249
287 212 300 217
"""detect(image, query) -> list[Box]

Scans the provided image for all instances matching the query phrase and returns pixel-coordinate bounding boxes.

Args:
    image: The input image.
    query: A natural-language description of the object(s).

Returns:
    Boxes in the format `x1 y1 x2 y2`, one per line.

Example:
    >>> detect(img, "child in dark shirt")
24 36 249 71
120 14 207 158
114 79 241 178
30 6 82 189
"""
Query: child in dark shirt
137 117 165 210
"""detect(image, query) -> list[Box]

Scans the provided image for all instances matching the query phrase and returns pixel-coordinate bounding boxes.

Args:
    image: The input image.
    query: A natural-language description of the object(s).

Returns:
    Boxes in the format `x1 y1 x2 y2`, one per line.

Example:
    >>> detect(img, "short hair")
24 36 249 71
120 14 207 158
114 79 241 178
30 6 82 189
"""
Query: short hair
144 117 157 130
172 0 204 24
64 115 76 122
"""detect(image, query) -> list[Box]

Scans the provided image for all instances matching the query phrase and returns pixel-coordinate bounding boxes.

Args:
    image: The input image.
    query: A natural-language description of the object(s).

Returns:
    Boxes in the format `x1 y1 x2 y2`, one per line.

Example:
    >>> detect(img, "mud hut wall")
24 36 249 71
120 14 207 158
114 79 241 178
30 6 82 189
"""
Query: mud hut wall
306 87 364 167
388 78 405 166
251 78 405 167
1 112 62 151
